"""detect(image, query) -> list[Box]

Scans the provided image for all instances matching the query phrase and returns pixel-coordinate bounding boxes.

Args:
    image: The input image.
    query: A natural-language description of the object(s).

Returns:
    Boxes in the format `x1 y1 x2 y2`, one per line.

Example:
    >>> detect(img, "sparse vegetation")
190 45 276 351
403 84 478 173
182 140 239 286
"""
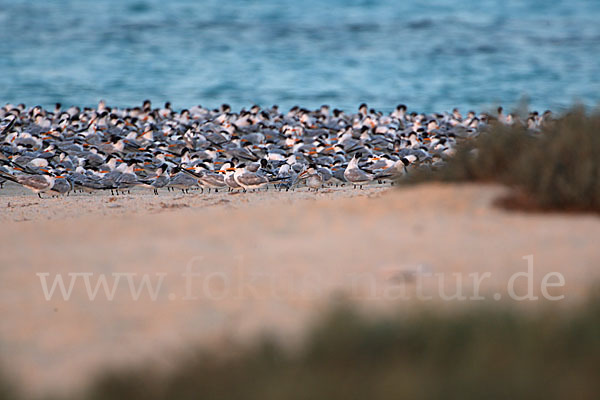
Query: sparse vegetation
403 107 600 212
3 296 600 400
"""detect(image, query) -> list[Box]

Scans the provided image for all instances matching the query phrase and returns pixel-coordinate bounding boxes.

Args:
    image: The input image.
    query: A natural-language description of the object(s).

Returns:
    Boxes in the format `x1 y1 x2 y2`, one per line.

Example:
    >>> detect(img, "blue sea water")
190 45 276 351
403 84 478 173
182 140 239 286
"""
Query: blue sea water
0 0 599 113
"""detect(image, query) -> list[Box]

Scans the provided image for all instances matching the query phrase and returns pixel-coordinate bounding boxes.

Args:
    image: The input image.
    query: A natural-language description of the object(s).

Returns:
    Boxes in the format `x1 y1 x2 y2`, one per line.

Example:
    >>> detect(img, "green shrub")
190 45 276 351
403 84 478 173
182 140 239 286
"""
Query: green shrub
3 296 600 400
79 296 600 400
404 107 600 212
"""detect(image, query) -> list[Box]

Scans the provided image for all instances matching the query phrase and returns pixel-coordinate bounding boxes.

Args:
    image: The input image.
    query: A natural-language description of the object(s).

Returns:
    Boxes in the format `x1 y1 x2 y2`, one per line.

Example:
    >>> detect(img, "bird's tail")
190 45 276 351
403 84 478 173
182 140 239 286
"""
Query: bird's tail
373 172 394 179
267 176 291 183
0 169 18 183
180 167 203 179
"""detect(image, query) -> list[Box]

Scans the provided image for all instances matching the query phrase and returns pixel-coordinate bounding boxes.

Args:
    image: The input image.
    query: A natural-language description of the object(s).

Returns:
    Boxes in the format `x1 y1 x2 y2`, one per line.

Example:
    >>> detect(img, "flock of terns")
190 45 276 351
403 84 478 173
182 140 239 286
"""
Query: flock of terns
0 101 549 198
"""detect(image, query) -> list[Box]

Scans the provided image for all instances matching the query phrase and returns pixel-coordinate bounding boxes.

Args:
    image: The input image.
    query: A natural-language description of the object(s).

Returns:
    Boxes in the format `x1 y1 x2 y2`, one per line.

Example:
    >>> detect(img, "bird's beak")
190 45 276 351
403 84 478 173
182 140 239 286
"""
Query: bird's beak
298 171 308 178
134 168 144 172
226 168 236 171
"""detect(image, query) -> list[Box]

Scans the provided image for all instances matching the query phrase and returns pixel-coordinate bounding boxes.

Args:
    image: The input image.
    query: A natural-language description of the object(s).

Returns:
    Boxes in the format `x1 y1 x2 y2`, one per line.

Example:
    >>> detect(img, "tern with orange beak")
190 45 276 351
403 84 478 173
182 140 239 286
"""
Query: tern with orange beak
0 168 63 198
222 161 242 191
193 163 228 193
297 164 323 191
168 166 199 194
233 161 286 192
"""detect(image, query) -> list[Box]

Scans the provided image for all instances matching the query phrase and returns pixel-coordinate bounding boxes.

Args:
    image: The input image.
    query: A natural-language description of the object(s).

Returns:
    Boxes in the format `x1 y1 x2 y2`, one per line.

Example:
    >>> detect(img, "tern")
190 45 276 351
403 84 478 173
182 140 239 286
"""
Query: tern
193 163 227 193
233 162 286 192
344 152 374 189
298 164 323 191
139 164 170 195
168 166 199 193
0 168 63 198
222 161 242 191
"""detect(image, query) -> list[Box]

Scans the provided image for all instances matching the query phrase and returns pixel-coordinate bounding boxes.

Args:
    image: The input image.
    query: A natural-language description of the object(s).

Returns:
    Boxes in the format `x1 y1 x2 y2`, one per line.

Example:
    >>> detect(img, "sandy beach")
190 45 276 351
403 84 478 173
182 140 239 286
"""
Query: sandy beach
0 182 599 396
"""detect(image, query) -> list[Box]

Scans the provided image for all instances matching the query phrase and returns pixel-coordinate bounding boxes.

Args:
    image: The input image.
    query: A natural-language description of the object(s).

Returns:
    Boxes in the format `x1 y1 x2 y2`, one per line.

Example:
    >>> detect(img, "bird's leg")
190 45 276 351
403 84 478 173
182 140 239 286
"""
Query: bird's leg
38 193 42 199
